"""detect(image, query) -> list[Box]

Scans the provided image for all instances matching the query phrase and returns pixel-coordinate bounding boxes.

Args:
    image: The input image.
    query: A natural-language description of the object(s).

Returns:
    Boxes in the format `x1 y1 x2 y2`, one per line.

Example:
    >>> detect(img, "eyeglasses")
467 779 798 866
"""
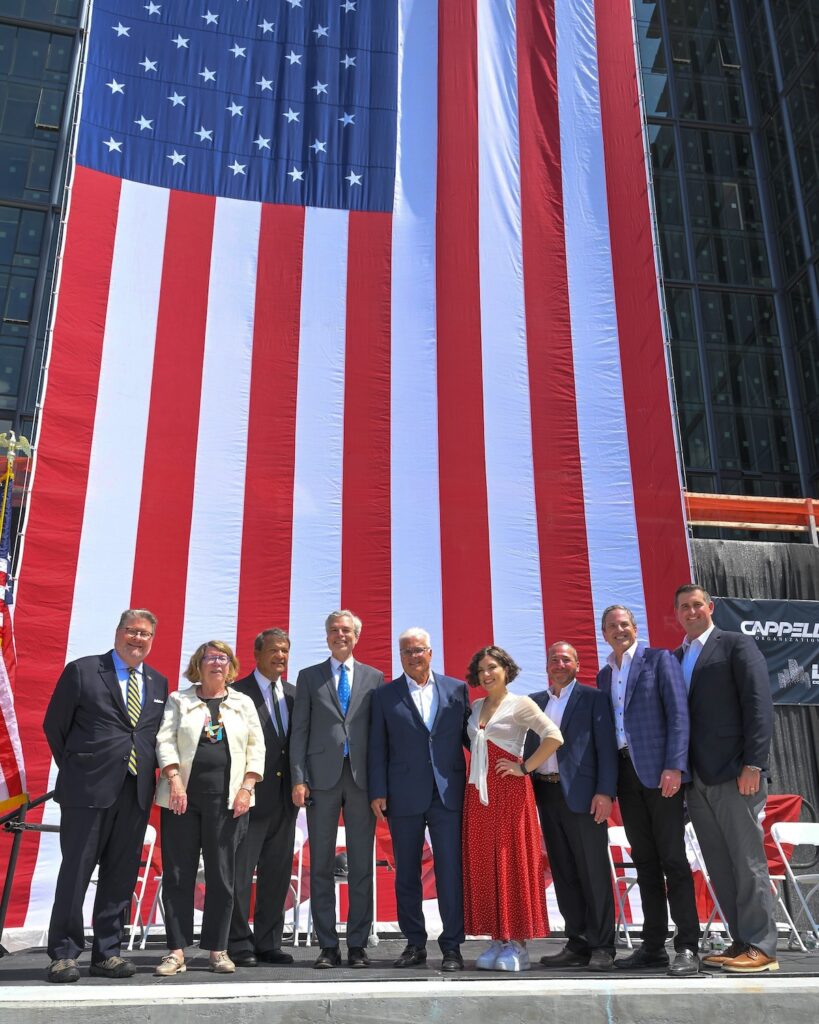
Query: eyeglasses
400 647 430 657
202 654 230 665
122 628 153 640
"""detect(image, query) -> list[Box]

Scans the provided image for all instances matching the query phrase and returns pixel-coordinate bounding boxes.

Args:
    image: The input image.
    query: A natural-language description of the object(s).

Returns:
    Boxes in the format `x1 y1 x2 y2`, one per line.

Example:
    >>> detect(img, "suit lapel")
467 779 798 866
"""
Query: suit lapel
429 675 446 735
399 674 430 732
99 655 131 723
624 645 645 710
558 683 581 733
345 661 368 720
246 675 279 742
598 664 613 696
689 629 720 695
322 659 344 716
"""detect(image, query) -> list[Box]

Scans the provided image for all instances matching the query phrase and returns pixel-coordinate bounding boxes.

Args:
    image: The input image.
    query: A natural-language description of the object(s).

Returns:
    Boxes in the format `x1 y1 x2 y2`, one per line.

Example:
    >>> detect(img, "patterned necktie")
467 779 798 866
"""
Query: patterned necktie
271 683 286 739
338 663 351 755
126 668 140 775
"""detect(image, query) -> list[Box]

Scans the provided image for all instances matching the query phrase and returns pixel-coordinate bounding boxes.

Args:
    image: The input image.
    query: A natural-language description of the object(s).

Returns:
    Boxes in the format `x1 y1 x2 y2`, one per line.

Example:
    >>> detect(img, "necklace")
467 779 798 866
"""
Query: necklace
198 688 227 743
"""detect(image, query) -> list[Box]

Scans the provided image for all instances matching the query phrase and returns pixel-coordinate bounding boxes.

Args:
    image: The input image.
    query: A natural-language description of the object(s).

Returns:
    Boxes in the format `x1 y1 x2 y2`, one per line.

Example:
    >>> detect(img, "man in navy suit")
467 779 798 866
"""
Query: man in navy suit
43 609 168 984
597 605 700 976
229 628 297 966
526 642 618 972
368 627 470 972
674 584 778 974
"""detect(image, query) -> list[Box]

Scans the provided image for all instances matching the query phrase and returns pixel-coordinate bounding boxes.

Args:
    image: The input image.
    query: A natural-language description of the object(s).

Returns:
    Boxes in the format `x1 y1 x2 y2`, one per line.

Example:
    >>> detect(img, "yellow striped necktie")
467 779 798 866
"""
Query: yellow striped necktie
126 667 140 775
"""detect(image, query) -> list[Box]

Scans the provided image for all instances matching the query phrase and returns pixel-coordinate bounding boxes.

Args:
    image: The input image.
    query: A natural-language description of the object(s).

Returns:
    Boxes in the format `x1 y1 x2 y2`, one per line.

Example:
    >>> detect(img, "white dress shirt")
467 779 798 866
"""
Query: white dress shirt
405 671 438 729
253 668 289 733
681 623 716 691
606 641 639 750
536 680 576 775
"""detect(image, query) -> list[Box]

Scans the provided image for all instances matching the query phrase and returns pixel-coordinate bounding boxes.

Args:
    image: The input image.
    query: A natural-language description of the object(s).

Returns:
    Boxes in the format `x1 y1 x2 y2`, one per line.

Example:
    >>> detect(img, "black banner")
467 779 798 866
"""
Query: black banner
713 598 819 705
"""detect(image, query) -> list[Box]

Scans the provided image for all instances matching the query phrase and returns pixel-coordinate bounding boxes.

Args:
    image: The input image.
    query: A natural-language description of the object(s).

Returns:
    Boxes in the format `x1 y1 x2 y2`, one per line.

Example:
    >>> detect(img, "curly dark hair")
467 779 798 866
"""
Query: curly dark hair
465 645 521 689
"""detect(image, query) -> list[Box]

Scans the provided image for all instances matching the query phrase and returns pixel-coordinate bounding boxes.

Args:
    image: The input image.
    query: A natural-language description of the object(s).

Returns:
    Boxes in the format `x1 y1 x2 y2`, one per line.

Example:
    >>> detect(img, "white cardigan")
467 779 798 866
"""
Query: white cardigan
155 685 266 810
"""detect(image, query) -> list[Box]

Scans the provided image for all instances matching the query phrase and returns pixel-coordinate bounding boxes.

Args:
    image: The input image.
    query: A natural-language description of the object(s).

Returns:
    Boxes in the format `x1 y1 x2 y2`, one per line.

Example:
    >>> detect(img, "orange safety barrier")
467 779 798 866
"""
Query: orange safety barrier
685 492 818 544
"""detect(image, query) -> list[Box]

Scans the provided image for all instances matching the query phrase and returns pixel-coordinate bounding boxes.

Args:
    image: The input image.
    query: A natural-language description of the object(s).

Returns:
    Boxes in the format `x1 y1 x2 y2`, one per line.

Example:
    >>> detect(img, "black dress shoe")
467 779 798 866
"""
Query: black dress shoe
231 951 258 967
441 949 464 972
257 949 294 964
394 944 428 968
668 949 700 977
313 947 342 969
348 946 370 968
47 958 80 984
539 947 590 967
89 956 137 978
587 949 615 971
615 946 670 969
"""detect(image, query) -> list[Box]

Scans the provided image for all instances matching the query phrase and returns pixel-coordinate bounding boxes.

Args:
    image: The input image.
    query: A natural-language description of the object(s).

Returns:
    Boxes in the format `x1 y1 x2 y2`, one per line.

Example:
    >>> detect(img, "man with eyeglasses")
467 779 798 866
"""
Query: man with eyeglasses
367 628 471 972
43 609 168 984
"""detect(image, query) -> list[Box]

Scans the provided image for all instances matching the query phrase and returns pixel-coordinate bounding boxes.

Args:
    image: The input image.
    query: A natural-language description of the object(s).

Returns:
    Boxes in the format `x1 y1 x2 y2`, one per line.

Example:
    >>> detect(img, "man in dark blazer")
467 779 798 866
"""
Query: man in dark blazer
43 609 168 983
290 609 384 969
368 628 471 972
597 605 700 976
229 627 297 966
526 642 618 972
674 584 778 974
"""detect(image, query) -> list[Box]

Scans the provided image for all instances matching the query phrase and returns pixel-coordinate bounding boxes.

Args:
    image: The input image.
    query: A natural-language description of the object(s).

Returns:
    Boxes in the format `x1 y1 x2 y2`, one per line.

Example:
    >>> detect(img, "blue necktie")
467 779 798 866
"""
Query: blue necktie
682 641 698 692
338 663 351 755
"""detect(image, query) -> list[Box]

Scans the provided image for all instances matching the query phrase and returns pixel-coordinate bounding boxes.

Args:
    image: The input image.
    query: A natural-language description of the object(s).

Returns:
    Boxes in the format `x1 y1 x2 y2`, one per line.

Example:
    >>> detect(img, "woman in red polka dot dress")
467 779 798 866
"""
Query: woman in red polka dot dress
462 646 563 972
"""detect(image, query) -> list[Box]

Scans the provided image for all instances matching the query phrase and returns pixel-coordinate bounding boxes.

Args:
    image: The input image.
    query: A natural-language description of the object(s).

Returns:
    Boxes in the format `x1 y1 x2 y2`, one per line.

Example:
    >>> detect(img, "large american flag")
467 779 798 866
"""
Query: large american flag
5 0 690 930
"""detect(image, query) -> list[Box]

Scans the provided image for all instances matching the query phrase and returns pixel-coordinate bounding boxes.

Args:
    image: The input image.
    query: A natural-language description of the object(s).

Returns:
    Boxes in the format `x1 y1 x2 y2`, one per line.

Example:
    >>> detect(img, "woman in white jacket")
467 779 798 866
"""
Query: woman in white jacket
154 641 265 976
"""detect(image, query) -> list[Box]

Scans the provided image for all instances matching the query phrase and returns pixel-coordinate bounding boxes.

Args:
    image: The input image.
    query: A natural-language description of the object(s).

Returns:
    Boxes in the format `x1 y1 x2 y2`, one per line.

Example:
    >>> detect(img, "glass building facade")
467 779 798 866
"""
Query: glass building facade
636 0 818 498
0 0 817 501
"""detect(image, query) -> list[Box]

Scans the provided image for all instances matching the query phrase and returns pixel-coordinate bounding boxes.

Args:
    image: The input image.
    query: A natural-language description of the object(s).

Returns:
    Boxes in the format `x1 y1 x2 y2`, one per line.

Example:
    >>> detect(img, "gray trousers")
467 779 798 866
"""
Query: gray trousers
306 758 375 949
686 772 777 957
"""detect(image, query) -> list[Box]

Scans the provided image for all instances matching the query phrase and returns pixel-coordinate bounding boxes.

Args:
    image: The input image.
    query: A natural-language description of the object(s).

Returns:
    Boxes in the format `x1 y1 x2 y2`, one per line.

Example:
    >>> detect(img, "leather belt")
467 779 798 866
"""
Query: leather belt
536 773 560 784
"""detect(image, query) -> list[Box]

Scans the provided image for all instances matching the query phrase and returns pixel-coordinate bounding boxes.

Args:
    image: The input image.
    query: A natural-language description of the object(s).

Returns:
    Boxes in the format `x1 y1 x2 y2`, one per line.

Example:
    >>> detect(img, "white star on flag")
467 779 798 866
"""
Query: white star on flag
103 137 123 152
253 135 271 150
258 21 274 34
202 11 218 24
256 77 273 91
144 2 161 14
338 112 355 126
140 57 158 72
283 108 300 123
229 44 247 58
112 22 130 37
226 101 244 117
168 92 186 106
346 170 362 186
313 25 329 39
228 160 247 175
172 35 189 49
195 126 214 142
312 81 328 96
310 139 327 153
106 79 125 94
199 68 216 82
288 166 304 181
285 51 302 65
341 54 356 69
134 115 153 131
167 150 185 165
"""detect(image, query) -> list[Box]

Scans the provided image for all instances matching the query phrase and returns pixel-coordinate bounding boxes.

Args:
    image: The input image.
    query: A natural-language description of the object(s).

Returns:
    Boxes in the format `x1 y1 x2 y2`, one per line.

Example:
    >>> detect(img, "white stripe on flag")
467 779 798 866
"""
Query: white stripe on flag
178 197 261 673
478 0 546 691
66 180 169 661
288 207 349 675
390 0 443 678
556 0 647 663
29 180 169 926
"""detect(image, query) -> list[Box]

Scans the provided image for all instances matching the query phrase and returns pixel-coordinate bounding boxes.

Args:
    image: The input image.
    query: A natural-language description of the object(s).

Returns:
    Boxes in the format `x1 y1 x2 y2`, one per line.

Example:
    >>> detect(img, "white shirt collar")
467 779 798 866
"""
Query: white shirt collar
606 639 639 671
253 668 283 692
330 656 354 674
683 623 716 650
548 678 576 701
405 671 435 691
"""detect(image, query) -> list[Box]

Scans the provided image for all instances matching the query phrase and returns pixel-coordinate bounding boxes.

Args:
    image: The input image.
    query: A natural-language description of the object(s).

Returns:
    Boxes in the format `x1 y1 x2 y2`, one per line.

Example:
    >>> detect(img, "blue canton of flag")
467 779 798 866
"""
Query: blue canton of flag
76 0 398 211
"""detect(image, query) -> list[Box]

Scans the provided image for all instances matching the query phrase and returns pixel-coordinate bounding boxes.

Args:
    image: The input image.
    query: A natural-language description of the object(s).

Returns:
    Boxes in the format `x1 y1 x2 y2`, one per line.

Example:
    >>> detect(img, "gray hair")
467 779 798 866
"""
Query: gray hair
547 641 579 662
254 627 291 651
600 604 637 631
325 609 362 638
117 608 157 630
398 627 431 648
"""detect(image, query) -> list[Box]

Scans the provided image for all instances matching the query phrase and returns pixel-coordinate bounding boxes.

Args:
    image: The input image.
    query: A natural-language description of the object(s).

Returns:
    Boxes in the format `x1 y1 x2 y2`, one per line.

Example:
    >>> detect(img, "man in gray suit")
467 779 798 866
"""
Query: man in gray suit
290 610 384 969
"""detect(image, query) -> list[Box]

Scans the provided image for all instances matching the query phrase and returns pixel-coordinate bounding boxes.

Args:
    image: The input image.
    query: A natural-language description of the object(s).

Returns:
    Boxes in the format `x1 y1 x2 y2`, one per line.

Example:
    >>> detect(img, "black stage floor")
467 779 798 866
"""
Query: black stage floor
2 936 818 987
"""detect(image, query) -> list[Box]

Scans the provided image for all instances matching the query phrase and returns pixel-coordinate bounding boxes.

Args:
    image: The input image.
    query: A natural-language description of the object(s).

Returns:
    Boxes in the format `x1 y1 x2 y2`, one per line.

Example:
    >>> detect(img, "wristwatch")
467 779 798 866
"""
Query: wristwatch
240 785 254 795
744 765 762 773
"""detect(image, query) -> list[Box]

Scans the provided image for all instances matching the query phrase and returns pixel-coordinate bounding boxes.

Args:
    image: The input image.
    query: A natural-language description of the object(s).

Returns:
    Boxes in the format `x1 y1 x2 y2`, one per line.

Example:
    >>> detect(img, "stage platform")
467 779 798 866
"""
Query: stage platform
2 937 818 1024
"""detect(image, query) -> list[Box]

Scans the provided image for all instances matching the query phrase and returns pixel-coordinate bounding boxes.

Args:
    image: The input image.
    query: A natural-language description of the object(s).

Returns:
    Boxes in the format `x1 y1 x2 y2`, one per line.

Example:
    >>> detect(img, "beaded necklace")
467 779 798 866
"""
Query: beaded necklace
198 687 227 743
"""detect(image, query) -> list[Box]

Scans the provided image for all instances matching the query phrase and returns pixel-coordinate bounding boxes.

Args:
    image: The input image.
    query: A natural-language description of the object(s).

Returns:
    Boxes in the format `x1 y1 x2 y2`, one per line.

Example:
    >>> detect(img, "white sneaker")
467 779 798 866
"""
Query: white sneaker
495 940 530 972
475 940 505 970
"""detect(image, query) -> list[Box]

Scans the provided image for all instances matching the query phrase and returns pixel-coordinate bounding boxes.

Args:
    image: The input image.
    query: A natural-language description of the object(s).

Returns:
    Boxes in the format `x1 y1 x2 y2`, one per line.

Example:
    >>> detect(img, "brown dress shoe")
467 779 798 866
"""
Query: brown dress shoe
721 946 779 974
701 942 746 967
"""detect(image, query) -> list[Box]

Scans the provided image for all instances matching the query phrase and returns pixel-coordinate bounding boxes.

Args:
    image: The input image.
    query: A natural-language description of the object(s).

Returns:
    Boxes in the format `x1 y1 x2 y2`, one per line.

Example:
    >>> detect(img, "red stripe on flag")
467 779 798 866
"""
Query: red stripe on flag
436 0 494 678
8 166 122 924
516 0 599 676
235 204 305 670
595 0 691 646
340 211 392 675
130 190 216 688
0 666 23 798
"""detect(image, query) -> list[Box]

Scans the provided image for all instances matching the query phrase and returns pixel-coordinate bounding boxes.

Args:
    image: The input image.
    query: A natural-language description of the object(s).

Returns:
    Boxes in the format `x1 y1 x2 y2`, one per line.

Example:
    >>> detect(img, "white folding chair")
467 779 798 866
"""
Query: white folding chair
127 823 157 949
305 824 378 947
607 825 639 949
770 821 819 950
683 821 732 951
289 825 307 946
